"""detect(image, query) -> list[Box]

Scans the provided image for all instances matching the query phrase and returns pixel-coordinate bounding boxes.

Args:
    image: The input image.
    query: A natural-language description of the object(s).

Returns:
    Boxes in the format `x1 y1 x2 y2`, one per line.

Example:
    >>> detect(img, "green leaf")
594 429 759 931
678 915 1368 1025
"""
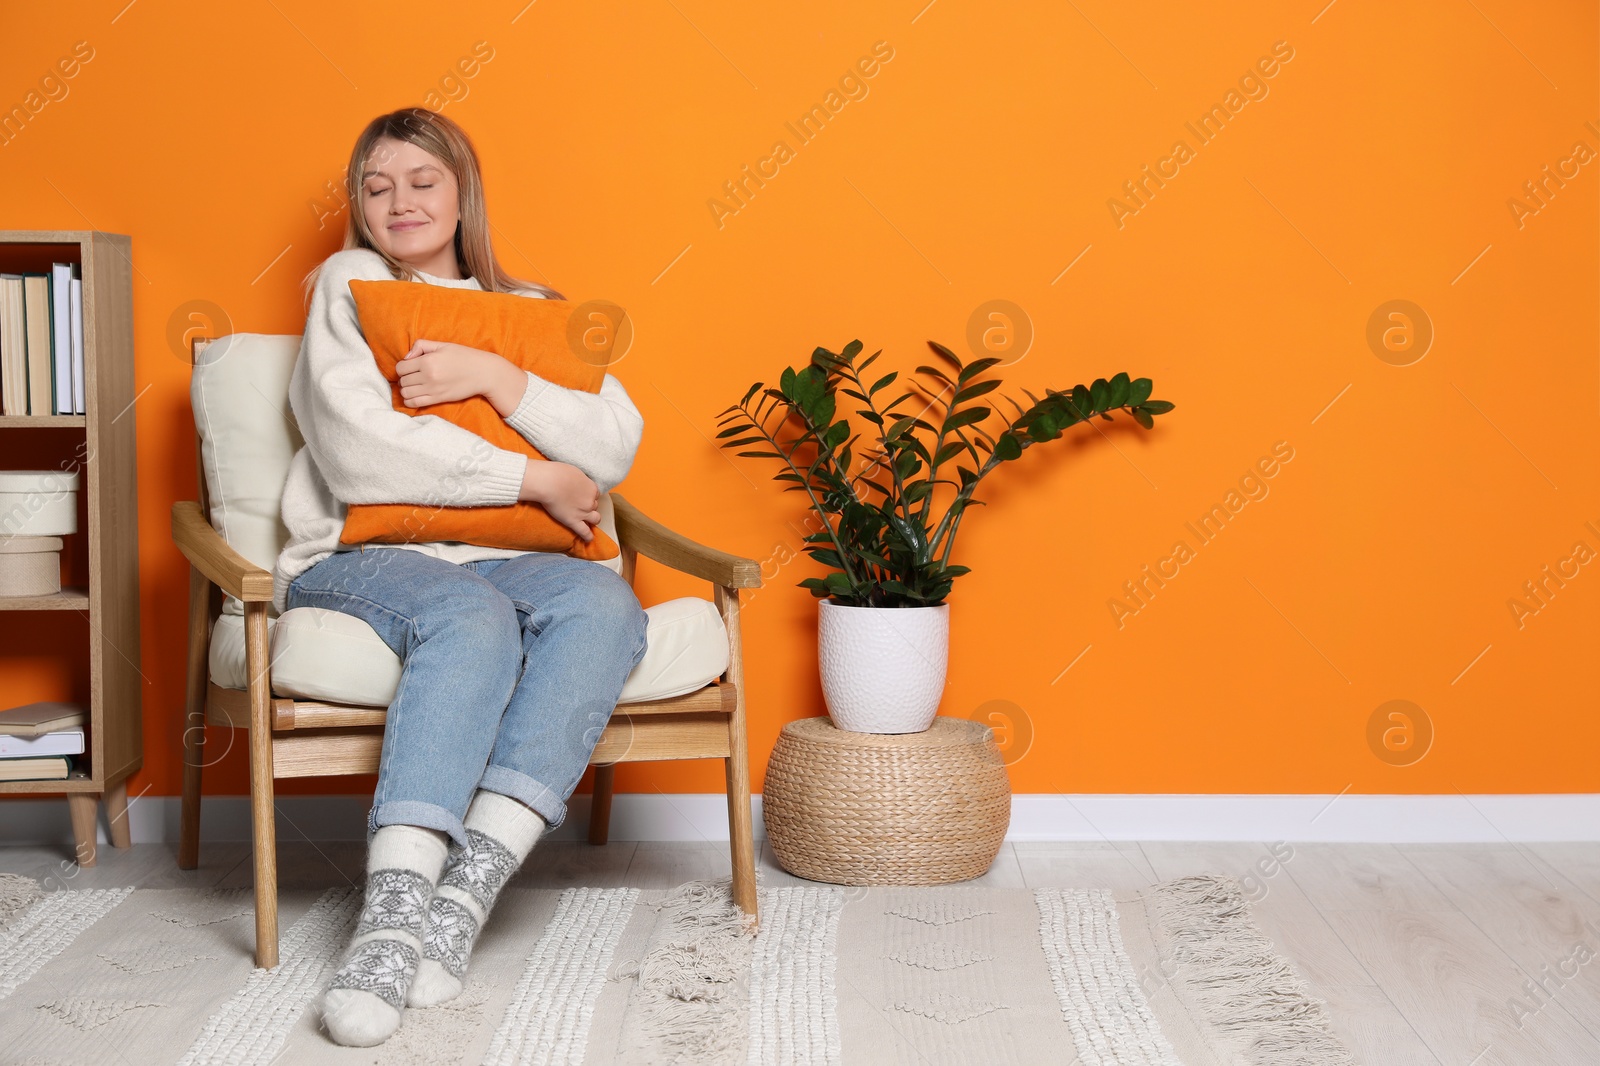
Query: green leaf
933 441 966 467
779 365 797 399
1128 377 1153 405
1108 372 1130 408
1143 399 1175 414
926 340 965 371
869 371 899 395
1069 385 1092 419
735 450 785 459
941 406 991 432
841 339 864 360
994 433 1022 461
915 364 957 387
1132 408 1154 429
1089 378 1109 411
956 356 1003 383
715 424 755 438
953 378 1002 403
812 393 836 426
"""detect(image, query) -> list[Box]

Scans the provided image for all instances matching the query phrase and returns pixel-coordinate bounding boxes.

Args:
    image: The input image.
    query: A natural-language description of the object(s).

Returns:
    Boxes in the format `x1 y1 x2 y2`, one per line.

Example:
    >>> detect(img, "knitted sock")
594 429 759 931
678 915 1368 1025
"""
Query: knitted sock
408 790 546 1007
320 824 448 1047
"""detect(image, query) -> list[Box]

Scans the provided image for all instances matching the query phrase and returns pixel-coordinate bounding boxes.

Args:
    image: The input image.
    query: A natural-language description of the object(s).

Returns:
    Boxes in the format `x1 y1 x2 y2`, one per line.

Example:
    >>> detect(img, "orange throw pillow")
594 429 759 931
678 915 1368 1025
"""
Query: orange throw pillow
337 279 619 561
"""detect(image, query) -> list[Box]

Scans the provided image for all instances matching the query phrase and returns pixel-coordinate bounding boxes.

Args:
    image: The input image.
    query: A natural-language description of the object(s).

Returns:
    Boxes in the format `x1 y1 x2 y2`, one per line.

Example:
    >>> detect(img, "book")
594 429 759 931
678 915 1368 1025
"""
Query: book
0 274 23 415
51 263 72 414
0 755 72 781
0 700 86 736
69 275 83 414
0 729 84 757
23 273 52 415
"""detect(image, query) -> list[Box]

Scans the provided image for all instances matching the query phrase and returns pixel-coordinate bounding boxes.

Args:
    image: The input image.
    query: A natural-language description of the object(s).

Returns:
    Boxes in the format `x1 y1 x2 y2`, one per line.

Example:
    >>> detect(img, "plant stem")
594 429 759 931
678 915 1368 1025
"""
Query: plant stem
744 396 864 592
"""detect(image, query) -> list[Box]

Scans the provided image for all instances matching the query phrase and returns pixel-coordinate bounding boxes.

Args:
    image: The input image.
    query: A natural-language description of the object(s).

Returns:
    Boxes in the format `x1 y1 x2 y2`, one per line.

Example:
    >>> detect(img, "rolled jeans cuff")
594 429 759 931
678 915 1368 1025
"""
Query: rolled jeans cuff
479 764 568 831
369 799 469 850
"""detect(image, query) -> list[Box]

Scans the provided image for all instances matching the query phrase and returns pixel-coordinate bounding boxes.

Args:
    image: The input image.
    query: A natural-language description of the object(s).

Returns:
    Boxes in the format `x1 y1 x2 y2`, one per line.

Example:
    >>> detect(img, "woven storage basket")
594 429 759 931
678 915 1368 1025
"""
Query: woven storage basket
762 715 1010 885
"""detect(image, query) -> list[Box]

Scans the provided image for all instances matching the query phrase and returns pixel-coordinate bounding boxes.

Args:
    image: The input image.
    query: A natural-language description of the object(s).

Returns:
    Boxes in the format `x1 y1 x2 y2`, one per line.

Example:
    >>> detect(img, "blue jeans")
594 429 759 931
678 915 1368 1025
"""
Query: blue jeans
284 546 649 847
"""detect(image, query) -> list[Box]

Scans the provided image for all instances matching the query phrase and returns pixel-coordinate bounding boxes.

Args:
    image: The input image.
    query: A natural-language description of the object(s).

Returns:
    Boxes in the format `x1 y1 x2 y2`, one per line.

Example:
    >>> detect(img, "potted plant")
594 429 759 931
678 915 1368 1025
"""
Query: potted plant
718 339 1174 733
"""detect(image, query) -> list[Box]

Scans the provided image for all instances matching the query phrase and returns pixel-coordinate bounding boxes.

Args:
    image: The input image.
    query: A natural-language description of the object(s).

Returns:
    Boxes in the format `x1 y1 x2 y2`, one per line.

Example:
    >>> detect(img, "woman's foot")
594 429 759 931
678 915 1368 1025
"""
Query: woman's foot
408 790 546 1006
321 824 449 1046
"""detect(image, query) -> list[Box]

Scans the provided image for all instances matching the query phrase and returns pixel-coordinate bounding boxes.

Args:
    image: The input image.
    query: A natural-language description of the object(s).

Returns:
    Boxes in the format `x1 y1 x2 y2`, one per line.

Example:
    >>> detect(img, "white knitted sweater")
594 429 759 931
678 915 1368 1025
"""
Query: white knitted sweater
272 248 643 614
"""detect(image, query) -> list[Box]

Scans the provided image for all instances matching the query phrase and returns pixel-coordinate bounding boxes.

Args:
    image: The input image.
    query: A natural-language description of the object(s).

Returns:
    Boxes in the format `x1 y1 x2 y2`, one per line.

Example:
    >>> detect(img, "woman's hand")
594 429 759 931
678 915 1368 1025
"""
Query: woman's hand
396 340 524 412
520 459 601 542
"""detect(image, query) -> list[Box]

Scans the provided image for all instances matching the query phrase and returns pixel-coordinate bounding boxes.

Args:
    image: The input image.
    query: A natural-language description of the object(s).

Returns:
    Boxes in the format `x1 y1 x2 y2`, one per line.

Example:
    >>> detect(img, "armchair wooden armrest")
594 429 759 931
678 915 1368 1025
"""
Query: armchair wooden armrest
610 492 762 589
171 500 274 602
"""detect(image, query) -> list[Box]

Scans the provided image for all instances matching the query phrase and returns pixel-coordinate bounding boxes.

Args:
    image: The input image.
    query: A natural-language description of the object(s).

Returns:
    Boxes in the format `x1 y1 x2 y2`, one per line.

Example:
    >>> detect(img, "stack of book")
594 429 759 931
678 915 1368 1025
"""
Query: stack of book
0 701 85 780
0 263 85 416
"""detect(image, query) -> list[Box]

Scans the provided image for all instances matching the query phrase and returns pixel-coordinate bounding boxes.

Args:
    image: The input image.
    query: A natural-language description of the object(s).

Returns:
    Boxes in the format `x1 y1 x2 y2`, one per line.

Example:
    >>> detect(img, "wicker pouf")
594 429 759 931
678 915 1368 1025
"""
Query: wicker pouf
762 715 1011 885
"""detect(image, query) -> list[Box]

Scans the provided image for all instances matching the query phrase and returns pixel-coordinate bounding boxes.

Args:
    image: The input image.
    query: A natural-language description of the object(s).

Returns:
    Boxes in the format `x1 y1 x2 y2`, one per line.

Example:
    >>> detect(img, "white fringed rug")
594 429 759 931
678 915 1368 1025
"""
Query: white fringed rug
0 870 1356 1065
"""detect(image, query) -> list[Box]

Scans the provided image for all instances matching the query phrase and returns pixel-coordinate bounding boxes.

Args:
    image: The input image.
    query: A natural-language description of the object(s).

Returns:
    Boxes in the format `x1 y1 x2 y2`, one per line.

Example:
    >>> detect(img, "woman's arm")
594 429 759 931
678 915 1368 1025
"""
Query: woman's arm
500 371 644 495
288 249 528 507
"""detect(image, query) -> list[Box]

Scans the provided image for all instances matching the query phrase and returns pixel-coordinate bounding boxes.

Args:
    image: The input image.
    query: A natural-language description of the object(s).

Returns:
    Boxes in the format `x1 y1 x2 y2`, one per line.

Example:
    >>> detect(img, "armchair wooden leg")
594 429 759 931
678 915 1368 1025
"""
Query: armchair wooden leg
66 793 97 868
104 780 132 850
245 601 280 969
179 565 211 871
716 585 758 931
588 763 615 845
725 747 757 930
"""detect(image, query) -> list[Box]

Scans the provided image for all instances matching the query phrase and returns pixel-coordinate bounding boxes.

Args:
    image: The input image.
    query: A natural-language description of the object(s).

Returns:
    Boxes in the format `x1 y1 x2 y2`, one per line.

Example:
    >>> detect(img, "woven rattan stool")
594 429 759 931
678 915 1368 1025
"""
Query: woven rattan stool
762 715 1011 885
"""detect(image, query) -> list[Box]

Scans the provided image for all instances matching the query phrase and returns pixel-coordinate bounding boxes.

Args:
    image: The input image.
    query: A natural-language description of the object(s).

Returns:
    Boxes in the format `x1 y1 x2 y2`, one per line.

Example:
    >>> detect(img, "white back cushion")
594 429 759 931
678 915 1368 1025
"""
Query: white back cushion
191 334 302 618
191 332 623 619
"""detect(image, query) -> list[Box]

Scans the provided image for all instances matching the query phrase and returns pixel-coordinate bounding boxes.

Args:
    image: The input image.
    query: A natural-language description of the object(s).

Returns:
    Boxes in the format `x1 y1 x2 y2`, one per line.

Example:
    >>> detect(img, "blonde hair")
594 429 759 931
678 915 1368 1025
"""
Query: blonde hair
300 107 563 307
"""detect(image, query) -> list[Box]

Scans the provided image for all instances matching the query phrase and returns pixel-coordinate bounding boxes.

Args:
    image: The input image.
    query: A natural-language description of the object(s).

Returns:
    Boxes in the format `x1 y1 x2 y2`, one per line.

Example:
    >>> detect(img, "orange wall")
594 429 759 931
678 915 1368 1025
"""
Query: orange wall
1 1 1595 804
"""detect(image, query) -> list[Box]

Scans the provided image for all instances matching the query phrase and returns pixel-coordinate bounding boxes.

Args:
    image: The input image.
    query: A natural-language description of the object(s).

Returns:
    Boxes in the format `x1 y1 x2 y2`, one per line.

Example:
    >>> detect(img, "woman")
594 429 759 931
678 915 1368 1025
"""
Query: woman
273 107 648 1047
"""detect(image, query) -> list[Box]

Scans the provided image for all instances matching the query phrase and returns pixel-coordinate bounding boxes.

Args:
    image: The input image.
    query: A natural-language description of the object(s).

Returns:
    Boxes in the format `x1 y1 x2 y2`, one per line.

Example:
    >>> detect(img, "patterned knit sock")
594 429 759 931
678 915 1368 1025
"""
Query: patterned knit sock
320 824 448 1047
408 790 546 1007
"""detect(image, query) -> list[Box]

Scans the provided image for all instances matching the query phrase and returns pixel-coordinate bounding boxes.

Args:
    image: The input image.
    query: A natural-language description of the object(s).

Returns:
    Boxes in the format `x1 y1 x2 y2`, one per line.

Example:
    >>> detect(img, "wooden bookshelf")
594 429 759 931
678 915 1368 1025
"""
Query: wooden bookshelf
0 587 91 610
0 231 141 866
0 415 87 428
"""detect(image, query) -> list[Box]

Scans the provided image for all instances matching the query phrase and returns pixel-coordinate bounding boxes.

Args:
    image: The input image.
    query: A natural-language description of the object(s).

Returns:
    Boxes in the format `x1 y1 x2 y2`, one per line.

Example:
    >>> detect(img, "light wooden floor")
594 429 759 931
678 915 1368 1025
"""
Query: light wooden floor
4 838 1598 1065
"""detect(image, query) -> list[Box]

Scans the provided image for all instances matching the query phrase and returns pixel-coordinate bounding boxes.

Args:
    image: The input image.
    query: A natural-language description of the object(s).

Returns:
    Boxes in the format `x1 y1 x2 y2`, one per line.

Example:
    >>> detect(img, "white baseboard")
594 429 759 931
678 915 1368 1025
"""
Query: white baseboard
2 793 1596 848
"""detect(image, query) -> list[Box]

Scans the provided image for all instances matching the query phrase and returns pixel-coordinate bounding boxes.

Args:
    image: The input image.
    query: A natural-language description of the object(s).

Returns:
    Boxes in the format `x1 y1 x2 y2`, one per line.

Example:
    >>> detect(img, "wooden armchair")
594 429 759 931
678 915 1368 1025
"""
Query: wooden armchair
172 333 761 967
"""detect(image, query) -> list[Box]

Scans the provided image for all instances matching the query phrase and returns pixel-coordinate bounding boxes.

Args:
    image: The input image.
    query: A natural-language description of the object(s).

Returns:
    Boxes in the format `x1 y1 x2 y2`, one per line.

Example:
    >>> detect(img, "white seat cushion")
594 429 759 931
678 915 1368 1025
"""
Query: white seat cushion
209 595 729 707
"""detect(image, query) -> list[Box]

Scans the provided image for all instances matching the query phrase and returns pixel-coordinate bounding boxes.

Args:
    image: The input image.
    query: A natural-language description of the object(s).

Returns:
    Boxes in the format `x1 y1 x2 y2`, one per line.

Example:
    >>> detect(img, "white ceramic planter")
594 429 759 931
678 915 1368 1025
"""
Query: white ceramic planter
817 598 950 734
